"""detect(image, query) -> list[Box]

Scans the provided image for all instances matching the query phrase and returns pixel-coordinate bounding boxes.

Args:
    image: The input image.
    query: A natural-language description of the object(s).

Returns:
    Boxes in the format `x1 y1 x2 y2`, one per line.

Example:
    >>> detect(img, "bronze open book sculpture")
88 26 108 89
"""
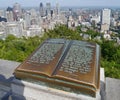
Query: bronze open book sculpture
14 38 100 97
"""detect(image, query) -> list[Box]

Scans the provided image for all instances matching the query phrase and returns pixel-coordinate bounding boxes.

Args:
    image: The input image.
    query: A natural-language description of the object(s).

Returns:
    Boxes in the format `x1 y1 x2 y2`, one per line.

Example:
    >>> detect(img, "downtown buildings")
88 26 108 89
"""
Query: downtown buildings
0 2 66 39
0 2 120 42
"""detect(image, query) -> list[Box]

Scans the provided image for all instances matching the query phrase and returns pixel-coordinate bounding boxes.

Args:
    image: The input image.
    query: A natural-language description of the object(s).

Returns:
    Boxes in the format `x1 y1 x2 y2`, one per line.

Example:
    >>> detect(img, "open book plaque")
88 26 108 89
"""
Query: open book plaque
14 39 100 97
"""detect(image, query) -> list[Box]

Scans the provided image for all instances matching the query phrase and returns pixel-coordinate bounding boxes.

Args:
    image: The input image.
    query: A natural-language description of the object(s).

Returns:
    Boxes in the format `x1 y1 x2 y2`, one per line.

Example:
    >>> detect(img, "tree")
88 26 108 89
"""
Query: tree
0 25 120 79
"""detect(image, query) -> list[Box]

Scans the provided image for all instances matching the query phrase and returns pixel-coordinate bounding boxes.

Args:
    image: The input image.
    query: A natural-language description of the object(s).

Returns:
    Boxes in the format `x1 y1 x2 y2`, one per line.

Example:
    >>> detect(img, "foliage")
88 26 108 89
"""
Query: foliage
46 25 82 40
85 29 100 38
0 35 42 62
0 25 120 79
76 26 100 38
100 40 120 78
101 59 120 78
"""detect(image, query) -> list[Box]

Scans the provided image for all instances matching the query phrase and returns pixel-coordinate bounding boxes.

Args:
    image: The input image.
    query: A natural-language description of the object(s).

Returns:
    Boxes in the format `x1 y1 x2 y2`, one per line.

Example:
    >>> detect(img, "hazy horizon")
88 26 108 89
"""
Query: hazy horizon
0 0 120 8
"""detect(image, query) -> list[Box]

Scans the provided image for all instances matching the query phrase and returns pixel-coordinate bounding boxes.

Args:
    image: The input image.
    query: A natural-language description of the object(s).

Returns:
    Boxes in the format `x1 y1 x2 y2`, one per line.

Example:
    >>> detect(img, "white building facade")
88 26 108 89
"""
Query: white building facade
101 9 111 32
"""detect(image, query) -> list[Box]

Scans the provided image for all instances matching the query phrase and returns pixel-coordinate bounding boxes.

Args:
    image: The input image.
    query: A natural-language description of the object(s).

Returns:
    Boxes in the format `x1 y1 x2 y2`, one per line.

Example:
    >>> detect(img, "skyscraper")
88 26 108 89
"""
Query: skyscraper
55 3 60 15
6 7 14 22
13 3 22 21
24 12 31 29
39 2 44 17
46 3 51 16
101 9 111 32
6 11 13 22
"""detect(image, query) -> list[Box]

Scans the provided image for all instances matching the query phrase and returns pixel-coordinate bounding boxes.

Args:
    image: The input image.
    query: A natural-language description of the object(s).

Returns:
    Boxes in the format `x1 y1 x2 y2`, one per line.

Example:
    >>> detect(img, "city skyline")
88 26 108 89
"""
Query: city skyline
0 0 120 8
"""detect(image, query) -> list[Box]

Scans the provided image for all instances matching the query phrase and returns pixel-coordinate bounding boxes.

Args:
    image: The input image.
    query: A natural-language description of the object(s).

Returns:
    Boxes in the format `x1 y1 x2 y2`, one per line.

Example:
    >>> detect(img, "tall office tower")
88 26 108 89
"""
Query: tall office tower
50 10 53 18
46 3 51 16
39 2 44 17
101 9 111 32
13 3 22 21
24 12 31 29
6 7 14 22
56 3 60 15
6 11 13 22
69 8 72 15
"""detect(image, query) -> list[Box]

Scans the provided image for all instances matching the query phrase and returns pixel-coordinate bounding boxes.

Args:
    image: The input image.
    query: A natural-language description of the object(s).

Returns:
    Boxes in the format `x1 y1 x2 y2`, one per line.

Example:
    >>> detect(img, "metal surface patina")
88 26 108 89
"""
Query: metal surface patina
14 38 100 97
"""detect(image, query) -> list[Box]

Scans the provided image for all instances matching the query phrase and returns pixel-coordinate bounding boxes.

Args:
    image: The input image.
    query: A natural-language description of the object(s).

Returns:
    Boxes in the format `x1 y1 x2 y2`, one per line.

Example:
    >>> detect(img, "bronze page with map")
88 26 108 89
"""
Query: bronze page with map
14 38 100 97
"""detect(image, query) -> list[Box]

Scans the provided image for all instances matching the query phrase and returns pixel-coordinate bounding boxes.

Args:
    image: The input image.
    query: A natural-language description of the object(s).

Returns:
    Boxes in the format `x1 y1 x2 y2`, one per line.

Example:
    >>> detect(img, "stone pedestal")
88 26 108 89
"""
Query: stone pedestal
11 68 105 100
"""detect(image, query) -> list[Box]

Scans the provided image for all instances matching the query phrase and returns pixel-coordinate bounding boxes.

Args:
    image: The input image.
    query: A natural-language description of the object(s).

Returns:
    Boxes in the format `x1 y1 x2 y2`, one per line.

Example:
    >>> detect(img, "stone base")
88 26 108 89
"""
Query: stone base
11 68 105 100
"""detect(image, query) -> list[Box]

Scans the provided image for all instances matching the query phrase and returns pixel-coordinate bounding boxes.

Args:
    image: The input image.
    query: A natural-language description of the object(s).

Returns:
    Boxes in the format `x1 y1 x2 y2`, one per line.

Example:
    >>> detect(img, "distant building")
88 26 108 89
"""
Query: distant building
55 3 60 15
39 2 44 17
24 12 31 29
116 21 120 26
113 12 119 20
46 3 51 16
0 16 7 22
6 7 14 22
13 3 22 21
50 10 54 18
101 9 111 25
28 25 43 37
90 15 100 24
30 9 37 18
101 9 111 32
78 15 82 23
29 9 38 26
81 22 91 27
6 11 13 22
5 22 23 37
0 22 6 36
110 18 117 27
0 10 5 17
101 24 110 32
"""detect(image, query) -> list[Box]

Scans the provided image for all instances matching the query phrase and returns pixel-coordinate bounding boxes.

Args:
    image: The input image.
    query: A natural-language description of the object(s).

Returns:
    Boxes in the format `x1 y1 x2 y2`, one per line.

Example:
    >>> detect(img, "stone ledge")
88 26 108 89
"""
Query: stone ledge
106 77 120 100
0 59 20 85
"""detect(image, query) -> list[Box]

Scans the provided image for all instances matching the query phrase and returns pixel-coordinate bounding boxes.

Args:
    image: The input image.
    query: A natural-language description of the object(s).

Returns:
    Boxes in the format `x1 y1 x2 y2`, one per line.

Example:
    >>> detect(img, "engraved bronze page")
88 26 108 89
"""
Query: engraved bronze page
54 40 99 88
15 39 66 76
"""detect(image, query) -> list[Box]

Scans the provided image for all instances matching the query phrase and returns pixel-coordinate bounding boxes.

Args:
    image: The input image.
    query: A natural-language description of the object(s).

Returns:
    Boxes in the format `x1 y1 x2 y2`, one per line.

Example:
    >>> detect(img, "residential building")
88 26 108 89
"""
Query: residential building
101 9 111 32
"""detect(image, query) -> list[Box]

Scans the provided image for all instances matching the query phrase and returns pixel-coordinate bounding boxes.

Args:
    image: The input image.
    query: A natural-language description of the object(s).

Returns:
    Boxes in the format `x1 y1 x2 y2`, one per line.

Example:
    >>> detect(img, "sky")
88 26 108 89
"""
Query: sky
0 0 120 7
